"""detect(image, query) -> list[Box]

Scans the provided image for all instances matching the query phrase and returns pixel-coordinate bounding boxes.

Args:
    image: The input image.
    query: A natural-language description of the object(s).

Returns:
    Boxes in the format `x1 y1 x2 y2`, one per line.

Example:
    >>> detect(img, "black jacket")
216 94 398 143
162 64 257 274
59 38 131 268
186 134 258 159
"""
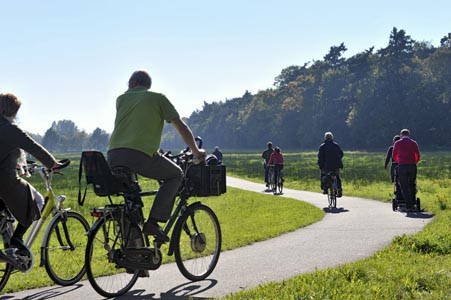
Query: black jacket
0 115 56 226
318 140 343 171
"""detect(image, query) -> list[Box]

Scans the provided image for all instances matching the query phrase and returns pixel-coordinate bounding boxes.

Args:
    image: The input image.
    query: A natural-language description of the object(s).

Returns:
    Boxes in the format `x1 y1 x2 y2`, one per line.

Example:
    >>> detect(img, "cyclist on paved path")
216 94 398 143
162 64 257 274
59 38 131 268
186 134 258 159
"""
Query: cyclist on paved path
268 147 284 191
392 129 420 212
317 132 344 197
384 135 401 183
262 142 274 188
0 93 62 256
108 70 205 242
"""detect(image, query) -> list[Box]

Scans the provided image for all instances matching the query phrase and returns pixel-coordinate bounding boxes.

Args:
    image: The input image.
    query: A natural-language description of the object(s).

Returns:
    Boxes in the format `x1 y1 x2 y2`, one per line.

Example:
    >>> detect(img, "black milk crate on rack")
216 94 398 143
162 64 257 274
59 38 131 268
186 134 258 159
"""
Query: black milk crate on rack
186 164 227 197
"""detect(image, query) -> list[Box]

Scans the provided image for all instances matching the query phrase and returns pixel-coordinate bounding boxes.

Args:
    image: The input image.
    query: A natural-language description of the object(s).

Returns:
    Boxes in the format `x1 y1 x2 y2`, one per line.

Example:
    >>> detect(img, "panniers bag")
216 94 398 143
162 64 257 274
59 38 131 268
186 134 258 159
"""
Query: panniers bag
78 151 129 205
186 164 226 197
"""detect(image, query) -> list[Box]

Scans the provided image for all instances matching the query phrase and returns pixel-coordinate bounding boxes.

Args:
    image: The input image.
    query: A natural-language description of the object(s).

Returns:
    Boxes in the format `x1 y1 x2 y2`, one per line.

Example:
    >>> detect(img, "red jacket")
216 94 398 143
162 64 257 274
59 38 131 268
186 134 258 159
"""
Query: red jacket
268 151 284 165
392 136 420 165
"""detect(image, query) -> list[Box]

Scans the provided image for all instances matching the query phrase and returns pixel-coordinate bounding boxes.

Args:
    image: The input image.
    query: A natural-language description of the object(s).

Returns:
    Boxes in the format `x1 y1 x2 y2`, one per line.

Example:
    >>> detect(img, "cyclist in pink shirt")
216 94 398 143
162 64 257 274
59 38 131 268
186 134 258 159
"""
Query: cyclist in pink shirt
392 129 420 212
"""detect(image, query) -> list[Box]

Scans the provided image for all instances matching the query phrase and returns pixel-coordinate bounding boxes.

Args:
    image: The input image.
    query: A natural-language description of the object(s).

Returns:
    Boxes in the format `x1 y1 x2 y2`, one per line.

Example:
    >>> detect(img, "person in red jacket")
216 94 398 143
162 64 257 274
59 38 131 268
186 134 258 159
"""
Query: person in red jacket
268 147 284 192
392 129 420 212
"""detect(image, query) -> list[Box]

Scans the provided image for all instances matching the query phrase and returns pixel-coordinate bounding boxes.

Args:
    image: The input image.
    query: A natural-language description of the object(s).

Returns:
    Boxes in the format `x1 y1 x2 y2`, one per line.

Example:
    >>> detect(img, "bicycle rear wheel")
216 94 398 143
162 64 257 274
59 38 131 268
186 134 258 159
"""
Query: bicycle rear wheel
0 212 14 292
174 203 221 281
85 215 139 298
269 169 276 192
277 174 284 194
43 211 89 286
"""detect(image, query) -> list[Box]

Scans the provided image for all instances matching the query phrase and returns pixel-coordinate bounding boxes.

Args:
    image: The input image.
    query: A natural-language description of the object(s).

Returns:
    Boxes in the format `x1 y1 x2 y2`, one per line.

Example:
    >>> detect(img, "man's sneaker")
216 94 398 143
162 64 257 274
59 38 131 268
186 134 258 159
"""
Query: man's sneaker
10 236 27 251
337 190 343 198
3 248 32 272
143 222 169 243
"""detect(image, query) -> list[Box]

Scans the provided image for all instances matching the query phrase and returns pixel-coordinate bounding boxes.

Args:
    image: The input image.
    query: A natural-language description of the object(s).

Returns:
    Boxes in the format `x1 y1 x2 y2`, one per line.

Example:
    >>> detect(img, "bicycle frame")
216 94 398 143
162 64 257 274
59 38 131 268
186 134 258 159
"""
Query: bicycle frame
22 166 70 265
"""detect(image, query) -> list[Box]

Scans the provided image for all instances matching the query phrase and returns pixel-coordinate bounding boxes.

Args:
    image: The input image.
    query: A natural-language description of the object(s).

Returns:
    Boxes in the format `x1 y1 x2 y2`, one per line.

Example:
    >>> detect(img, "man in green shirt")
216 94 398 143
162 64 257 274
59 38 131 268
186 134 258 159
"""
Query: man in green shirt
108 70 204 242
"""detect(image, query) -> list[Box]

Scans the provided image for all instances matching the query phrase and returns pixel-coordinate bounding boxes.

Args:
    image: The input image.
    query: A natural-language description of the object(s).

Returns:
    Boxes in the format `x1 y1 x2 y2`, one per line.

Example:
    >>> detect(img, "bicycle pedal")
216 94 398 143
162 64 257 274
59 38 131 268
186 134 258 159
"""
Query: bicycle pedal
2 248 33 273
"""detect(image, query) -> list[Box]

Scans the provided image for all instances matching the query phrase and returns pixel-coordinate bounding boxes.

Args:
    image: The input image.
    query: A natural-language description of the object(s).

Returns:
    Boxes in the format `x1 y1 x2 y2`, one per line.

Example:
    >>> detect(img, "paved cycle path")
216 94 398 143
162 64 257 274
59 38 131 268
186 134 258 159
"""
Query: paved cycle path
3 177 433 300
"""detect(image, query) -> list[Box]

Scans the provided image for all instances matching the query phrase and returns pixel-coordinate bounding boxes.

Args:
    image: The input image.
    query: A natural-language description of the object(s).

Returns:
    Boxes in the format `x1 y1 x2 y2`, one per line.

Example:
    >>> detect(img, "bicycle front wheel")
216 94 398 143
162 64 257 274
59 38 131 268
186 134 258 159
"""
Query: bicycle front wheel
85 215 139 298
0 261 12 293
174 203 221 281
43 211 89 286
0 232 14 292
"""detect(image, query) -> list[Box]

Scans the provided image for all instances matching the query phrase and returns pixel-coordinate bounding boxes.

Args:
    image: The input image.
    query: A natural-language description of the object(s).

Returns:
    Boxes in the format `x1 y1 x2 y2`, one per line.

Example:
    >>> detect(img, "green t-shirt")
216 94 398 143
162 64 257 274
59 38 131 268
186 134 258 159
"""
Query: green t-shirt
108 87 179 156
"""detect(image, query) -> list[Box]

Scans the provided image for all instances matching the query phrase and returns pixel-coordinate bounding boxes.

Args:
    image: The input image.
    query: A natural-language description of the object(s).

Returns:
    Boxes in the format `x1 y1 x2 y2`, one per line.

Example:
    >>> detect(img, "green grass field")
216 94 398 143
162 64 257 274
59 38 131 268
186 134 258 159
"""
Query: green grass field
224 151 451 300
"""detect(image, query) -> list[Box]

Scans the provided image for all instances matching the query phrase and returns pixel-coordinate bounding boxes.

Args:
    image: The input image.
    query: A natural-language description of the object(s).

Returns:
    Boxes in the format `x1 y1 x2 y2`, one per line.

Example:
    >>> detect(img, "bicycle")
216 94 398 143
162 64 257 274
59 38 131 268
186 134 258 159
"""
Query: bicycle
82 140 225 298
324 171 338 209
0 159 89 292
268 165 284 195
267 165 275 192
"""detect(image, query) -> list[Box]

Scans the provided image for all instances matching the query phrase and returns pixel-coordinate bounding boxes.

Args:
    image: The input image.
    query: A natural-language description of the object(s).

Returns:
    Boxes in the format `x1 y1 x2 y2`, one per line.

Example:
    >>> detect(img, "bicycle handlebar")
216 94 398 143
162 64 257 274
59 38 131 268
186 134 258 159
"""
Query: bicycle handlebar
164 136 204 164
26 159 71 175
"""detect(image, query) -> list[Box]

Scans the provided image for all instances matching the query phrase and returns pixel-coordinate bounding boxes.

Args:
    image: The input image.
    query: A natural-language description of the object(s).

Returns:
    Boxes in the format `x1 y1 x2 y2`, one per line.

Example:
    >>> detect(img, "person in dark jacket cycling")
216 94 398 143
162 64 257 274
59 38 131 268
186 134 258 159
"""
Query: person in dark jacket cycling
317 132 344 197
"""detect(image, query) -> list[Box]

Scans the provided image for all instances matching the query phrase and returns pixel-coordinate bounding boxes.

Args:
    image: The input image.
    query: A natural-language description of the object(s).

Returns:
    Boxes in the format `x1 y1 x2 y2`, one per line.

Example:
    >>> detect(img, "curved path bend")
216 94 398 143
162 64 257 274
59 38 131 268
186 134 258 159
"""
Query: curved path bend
4 177 432 300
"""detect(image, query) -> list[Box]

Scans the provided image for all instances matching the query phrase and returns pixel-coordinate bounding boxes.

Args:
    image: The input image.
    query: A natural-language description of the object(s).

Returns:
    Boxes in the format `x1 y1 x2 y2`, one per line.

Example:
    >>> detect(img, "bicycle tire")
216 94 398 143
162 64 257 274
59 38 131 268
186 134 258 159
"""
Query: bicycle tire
269 170 276 192
277 174 283 194
85 215 139 298
0 223 14 293
173 203 221 281
0 261 12 292
43 211 89 286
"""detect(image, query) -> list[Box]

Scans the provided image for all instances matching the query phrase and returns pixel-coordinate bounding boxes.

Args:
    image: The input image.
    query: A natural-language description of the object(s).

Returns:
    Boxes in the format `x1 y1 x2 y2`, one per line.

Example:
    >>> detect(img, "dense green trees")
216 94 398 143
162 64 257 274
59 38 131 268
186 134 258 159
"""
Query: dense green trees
41 120 109 152
32 28 451 152
178 27 451 150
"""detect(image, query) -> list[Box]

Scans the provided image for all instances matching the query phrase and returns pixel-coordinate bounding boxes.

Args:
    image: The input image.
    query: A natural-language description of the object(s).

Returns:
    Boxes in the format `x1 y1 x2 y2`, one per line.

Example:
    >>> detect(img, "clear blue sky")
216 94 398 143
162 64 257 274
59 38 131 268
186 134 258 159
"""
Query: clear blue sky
1 0 450 135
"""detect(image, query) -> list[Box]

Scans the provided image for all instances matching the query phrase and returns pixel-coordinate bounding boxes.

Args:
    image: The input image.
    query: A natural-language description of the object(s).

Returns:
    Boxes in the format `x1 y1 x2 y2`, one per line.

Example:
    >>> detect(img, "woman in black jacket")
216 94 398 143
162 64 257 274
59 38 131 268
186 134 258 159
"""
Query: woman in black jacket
0 93 61 253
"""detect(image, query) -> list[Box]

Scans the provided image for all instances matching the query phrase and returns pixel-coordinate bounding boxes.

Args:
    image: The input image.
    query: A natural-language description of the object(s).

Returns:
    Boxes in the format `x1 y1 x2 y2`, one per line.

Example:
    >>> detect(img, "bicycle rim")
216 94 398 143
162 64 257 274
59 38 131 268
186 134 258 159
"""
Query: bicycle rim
86 216 139 298
174 203 221 281
44 211 89 286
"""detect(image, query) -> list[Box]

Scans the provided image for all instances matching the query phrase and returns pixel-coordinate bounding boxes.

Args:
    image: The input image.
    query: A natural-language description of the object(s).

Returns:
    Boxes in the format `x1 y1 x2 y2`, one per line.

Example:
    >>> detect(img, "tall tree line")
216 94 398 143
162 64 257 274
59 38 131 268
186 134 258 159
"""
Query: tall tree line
166 28 451 150
39 120 109 152
31 28 451 152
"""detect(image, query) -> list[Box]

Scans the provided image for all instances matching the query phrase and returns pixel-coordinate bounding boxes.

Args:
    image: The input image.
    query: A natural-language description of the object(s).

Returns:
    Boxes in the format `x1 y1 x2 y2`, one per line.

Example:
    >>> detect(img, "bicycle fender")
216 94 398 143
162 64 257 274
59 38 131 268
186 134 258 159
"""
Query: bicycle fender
167 201 202 256
39 211 68 267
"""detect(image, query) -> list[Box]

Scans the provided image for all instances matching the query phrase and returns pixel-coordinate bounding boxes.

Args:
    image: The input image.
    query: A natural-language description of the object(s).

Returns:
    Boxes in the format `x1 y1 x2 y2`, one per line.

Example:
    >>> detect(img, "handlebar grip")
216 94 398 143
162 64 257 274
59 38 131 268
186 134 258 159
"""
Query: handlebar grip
52 159 71 171
195 136 203 149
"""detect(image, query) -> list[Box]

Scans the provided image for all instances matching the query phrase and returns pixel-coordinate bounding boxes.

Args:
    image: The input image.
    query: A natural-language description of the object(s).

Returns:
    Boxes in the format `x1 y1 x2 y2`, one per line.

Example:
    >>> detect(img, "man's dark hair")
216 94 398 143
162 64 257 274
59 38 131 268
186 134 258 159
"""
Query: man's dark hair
128 70 152 89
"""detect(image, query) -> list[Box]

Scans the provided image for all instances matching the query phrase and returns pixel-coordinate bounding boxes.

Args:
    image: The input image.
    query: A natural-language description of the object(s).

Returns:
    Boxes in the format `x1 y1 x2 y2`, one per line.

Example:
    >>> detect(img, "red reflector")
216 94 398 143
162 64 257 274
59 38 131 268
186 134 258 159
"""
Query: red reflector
90 210 104 217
